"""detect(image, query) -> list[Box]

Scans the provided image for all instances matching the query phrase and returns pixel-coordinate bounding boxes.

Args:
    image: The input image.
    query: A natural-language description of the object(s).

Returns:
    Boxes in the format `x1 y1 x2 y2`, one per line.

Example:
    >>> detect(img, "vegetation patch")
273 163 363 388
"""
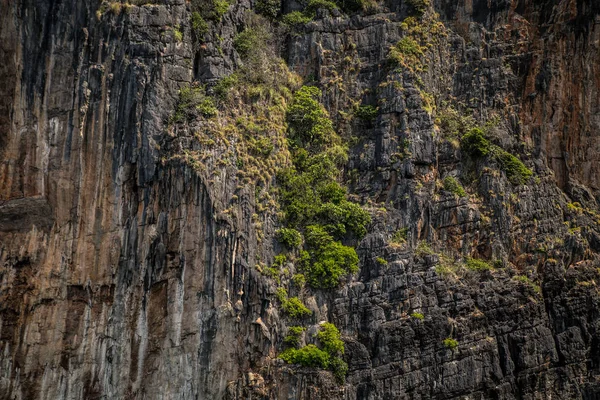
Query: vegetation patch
443 176 466 197
277 288 312 318
280 323 348 382
443 338 458 349
410 312 424 320
465 257 492 272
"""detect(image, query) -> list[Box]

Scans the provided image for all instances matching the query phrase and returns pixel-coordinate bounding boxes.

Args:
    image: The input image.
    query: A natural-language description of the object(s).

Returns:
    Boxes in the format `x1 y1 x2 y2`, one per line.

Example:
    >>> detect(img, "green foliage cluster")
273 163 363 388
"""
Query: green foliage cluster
388 37 425 71
415 241 435 257
277 86 370 289
435 107 476 137
391 228 408 245
492 147 533 185
465 257 492 271
280 323 348 382
277 228 303 249
443 338 458 349
461 127 490 157
234 27 269 59
299 226 359 288
284 326 306 347
277 288 312 318
355 105 379 122
461 127 532 185
286 86 336 148
256 0 280 19
410 312 424 320
443 176 466 197
376 257 387 265
281 11 313 26
191 12 208 40
172 25 183 42
191 0 230 21
172 86 217 123
406 0 431 15
280 344 330 367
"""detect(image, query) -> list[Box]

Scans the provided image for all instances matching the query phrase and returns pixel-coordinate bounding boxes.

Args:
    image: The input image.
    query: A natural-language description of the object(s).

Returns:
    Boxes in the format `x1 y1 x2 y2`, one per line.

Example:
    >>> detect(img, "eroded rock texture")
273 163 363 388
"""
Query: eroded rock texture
1 0 600 399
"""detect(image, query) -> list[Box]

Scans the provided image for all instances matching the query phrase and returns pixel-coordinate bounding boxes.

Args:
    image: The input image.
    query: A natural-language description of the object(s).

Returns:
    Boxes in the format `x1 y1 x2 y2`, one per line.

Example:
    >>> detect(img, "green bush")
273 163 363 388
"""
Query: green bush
234 28 268 59
465 257 492 271
280 344 330 368
415 241 435 256
284 326 305 347
443 176 466 197
355 105 379 122
461 127 490 157
277 228 303 249
287 86 335 148
191 12 208 39
282 11 313 26
192 0 230 21
410 312 424 320
307 0 338 13
406 0 431 15
196 98 218 118
388 37 424 69
213 73 239 100
391 228 408 244
256 0 280 19
302 226 359 288
317 323 344 356
284 297 312 318
330 356 349 383
443 338 458 349
172 85 214 123
493 148 533 185
376 257 387 265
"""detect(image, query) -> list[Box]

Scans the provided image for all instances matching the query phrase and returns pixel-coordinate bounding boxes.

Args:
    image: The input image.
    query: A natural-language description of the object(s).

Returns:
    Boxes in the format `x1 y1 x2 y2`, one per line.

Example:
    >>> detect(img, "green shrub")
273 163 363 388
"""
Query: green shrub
213 0 230 19
284 326 305 347
443 176 466 197
461 127 490 157
465 257 491 271
273 254 287 267
172 86 214 123
388 37 424 70
410 312 424 320
376 257 387 265
355 105 378 122
443 338 458 349
282 11 313 26
415 241 435 256
279 292 312 318
256 0 280 19
406 0 431 15
172 26 183 42
213 73 239 100
234 28 268 59
293 273 307 288
193 0 230 21
191 12 208 39
493 148 532 185
391 228 408 244
317 323 344 356
287 86 335 147
302 226 359 288
279 291 311 318
196 98 218 118
330 356 348 383
277 228 303 249
280 344 330 368
307 0 338 13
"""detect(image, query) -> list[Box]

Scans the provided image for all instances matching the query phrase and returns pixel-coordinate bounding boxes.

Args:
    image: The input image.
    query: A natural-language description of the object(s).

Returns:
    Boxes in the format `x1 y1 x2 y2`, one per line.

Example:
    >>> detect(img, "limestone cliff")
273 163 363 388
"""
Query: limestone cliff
1 0 600 399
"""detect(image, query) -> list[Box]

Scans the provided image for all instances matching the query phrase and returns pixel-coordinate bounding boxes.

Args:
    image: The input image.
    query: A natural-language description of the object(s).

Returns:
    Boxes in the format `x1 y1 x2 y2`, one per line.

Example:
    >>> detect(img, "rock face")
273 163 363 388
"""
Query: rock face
1 0 600 399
